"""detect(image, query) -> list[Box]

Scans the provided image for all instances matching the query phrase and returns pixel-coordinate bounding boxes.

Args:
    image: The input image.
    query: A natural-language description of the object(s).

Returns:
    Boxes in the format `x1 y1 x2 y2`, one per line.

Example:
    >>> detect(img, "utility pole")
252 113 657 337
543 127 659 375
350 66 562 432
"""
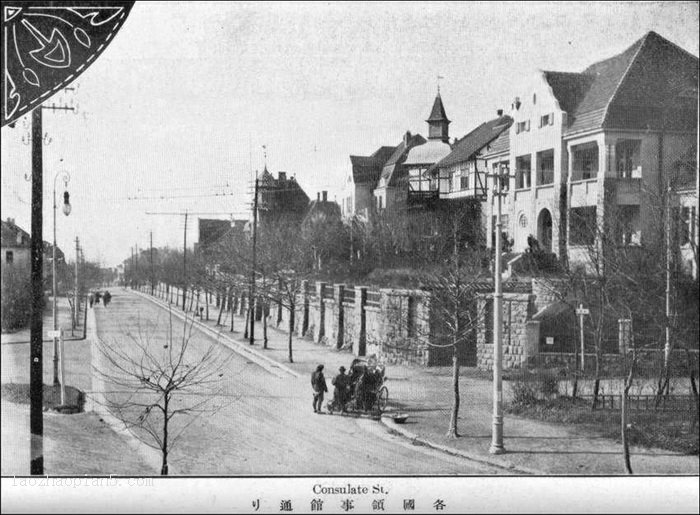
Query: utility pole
250 178 259 345
576 303 590 371
150 231 154 295
74 237 79 321
183 211 188 311
489 164 508 455
29 108 44 475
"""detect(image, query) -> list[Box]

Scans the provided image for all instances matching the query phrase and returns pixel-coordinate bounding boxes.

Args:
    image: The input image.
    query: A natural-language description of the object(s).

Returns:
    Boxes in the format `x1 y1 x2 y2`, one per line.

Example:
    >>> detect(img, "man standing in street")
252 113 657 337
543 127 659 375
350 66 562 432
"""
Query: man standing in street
332 366 350 413
311 364 328 414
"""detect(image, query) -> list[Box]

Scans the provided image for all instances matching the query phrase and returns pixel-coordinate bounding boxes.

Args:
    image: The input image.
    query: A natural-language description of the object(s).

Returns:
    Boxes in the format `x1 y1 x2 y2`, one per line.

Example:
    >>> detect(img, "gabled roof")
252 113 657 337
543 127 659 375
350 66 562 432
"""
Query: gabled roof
431 115 513 171
302 200 342 227
542 71 594 115
379 133 427 186
1 220 30 248
540 31 699 136
427 93 450 123
350 145 396 184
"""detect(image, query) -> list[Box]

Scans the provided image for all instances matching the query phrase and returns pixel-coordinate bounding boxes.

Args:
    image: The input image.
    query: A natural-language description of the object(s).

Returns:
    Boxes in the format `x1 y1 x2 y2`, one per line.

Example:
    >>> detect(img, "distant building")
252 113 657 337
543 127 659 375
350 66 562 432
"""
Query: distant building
343 146 395 219
374 91 453 212
257 167 310 226
197 218 232 251
1 218 30 272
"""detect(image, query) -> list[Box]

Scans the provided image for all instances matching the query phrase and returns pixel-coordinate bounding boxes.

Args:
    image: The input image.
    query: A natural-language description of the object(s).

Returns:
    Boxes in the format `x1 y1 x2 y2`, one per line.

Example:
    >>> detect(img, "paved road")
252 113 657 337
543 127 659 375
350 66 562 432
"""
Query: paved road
94 290 507 475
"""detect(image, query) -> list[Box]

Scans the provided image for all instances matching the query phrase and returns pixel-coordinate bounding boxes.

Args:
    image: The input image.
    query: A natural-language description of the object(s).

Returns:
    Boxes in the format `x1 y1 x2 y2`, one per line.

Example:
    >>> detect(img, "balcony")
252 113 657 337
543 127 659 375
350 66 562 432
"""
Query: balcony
407 190 440 209
569 177 598 207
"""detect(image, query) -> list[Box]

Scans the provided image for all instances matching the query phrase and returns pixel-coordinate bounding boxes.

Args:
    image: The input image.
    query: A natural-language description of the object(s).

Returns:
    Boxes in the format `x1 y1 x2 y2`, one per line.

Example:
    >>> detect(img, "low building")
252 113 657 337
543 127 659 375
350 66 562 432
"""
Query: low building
343 146 395 220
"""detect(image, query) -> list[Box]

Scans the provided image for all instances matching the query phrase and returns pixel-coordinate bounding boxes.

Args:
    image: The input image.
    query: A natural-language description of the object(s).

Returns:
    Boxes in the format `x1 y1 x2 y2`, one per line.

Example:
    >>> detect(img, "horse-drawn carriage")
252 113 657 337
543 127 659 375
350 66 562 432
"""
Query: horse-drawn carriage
326 358 389 415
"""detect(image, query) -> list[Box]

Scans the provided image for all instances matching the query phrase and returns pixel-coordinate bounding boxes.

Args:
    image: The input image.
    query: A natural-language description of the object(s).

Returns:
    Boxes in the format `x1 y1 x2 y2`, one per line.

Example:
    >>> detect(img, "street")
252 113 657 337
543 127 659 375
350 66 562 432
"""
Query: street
93 289 506 475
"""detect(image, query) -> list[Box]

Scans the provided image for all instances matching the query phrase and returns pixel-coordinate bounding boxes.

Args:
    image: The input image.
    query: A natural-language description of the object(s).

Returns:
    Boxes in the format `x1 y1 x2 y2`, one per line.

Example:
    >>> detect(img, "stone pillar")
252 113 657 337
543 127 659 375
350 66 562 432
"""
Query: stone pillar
618 318 631 354
525 320 541 364
334 284 345 349
354 286 368 356
315 281 327 344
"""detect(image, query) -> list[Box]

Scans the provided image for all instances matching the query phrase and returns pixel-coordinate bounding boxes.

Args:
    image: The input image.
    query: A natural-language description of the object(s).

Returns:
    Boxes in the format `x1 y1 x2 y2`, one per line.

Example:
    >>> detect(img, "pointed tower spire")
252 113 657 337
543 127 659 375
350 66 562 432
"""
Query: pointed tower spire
426 87 450 143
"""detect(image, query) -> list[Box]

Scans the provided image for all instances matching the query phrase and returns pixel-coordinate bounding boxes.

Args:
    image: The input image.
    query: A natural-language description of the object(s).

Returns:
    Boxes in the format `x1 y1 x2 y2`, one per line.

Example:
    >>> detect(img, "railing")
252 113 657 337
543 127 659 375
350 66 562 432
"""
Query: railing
579 394 695 411
366 290 381 307
407 190 439 206
342 287 355 304
570 169 598 182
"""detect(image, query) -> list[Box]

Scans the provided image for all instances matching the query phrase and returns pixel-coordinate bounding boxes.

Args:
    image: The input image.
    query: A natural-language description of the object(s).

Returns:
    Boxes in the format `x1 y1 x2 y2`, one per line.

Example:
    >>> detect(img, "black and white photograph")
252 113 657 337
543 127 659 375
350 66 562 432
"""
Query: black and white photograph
1 1 698 513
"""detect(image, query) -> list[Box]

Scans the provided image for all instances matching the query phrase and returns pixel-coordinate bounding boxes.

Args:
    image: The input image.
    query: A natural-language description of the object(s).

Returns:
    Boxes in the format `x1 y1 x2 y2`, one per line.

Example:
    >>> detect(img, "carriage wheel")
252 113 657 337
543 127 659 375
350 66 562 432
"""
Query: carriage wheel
376 386 388 413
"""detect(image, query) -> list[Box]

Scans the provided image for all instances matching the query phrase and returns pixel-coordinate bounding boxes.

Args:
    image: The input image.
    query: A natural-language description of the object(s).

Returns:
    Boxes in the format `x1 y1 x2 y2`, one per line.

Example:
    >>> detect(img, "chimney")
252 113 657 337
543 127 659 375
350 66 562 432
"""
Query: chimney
497 109 503 117
514 97 521 110
278 171 287 181
322 191 328 202
403 130 412 145
317 192 320 201
7 217 15 225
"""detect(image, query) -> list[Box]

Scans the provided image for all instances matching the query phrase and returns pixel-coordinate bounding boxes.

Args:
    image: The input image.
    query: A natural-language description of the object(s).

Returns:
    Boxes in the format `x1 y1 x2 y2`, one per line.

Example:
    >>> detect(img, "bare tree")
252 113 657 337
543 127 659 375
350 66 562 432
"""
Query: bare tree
93 308 234 475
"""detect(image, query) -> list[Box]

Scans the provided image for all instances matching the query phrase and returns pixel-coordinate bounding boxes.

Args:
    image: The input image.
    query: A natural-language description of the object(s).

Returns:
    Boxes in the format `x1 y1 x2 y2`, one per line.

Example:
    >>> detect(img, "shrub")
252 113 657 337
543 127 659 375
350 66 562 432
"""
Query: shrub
539 371 560 398
1 266 33 331
510 370 539 406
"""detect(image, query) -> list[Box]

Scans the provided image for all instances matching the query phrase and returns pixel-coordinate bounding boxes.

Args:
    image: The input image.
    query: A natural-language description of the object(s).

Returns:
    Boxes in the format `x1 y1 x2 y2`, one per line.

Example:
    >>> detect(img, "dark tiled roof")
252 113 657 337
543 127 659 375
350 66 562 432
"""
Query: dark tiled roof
350 145 396 184
427 93 450 123
482 126 510 157
303 200 342 226
542 71 594 114
1 220 30 248
556 31 699 135
431 115 512 171
380 133 426 186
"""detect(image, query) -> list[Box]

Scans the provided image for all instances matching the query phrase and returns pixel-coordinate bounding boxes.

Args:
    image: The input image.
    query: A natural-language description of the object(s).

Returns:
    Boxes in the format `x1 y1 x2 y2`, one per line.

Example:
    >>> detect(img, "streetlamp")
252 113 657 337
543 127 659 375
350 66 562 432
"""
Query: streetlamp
52 170 71 389
489 164 508 455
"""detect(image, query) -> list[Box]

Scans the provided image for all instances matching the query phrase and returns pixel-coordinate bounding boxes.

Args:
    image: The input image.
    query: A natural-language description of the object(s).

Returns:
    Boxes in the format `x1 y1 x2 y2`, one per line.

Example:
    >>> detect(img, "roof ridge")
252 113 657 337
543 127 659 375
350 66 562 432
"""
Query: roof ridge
601 31 651 128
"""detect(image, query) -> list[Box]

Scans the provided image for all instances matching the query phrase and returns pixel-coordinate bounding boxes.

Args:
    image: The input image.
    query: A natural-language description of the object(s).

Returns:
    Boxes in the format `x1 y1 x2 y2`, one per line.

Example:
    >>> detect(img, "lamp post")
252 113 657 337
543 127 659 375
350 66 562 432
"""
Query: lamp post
489 164 508 455
52 170 71 388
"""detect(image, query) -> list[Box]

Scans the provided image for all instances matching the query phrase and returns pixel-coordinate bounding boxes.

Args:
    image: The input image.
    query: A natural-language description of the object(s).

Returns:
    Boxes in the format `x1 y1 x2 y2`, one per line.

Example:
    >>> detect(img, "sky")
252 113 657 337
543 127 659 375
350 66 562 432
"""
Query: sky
1 1 698 267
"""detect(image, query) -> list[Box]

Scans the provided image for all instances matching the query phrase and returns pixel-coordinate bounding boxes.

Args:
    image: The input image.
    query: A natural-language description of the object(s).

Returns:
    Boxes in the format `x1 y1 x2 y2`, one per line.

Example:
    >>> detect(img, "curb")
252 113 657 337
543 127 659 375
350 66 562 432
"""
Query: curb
380 416 543 475
132 290 300 379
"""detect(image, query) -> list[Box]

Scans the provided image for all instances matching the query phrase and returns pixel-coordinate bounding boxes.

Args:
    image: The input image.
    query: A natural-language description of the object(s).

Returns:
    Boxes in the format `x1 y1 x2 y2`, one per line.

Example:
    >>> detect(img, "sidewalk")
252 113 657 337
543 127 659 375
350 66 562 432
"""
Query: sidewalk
1 298 154 475
140 287 700 475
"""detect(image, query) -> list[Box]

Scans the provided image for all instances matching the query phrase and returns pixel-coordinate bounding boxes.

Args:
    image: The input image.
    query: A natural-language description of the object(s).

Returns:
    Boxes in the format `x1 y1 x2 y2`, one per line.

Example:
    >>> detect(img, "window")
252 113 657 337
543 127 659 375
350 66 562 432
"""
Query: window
515 155 531 189
539 113 554 127
484 298 494 343
533 93 537 104
569 206 597 246
5 251 13 264
519 213 528 228
616 139 641 178
460 173 469 190
536 149 555 185
572 142 599 181
515 120 530 134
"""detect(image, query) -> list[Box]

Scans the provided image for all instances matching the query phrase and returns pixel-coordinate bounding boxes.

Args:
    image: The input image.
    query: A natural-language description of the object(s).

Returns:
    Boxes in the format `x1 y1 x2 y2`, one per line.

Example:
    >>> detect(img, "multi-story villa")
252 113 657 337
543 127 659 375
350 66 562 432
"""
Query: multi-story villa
504 31 697 268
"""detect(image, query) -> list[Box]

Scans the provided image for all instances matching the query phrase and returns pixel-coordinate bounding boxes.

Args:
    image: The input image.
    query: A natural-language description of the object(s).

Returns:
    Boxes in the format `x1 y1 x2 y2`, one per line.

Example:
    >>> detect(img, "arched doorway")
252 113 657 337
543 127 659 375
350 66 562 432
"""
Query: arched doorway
537 209 553 253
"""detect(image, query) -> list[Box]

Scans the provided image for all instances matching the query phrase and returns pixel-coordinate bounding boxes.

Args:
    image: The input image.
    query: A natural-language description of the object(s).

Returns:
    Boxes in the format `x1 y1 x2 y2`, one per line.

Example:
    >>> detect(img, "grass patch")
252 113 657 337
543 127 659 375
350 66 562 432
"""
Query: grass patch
1 383 85 413
507 396 699 455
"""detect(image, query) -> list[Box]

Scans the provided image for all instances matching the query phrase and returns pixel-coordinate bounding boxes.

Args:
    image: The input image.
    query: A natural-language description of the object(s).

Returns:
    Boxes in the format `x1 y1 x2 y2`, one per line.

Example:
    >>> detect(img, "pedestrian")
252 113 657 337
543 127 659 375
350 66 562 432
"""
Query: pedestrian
94 291 102 305
332 366 350 413
311 364 328 414
88 292 95 308
103 290 112 307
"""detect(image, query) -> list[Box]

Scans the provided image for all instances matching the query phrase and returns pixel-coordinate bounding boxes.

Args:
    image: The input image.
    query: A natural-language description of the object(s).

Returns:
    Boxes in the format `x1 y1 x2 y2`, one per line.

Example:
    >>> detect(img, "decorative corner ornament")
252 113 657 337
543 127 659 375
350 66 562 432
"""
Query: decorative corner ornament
2 1 135 127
